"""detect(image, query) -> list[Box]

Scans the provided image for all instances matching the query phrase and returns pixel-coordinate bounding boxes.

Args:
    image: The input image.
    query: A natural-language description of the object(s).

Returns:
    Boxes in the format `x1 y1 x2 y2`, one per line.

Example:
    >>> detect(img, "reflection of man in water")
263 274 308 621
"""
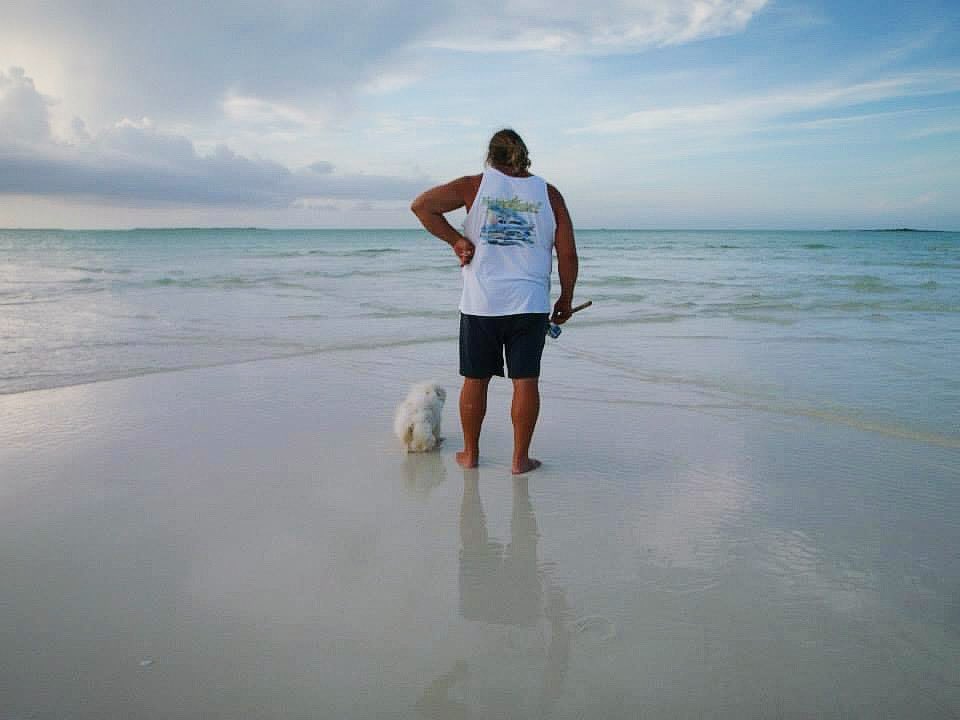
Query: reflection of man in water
414 661 470 720
459 473 541 625
418 474 571 718
540 587 570 718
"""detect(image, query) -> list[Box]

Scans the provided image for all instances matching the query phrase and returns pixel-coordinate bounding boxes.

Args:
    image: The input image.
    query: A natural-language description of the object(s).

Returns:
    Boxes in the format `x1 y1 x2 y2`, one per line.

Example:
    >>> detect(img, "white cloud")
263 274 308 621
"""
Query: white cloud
908 122 960 139
784 107 941 131
370 114 479 136
0 0 769 132
0 67 51 143
222 95 315 128
359 71 423 95
0 0 447 125
425 0 769 53
114 117 154 130
570 71 960 134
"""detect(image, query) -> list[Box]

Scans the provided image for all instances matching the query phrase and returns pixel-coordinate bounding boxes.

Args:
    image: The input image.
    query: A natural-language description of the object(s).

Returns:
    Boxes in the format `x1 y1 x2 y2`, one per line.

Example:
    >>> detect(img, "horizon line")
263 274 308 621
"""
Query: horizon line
0 226 955 233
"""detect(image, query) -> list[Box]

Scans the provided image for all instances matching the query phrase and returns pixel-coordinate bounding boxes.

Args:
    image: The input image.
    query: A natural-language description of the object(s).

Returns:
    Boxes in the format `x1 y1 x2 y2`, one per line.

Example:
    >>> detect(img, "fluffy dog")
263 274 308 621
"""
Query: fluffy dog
394 382 446 452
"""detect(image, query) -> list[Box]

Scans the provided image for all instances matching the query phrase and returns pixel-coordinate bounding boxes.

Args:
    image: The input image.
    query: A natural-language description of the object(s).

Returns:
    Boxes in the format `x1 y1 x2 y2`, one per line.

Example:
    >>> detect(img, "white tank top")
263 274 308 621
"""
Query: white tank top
459 167 557 316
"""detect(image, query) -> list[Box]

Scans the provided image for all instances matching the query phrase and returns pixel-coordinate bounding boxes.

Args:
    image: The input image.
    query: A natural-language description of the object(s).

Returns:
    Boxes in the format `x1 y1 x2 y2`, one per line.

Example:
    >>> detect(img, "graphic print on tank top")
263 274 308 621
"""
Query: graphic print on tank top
479 195 542 246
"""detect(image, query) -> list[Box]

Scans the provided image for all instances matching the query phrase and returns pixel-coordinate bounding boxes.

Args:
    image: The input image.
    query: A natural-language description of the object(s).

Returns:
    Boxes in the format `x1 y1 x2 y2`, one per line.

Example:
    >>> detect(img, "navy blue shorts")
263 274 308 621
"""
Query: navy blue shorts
459 313 549 379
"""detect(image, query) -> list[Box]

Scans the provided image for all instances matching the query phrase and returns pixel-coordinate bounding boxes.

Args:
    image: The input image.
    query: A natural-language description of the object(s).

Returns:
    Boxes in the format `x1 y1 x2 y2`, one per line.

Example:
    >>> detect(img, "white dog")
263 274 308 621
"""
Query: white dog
394 382 446 452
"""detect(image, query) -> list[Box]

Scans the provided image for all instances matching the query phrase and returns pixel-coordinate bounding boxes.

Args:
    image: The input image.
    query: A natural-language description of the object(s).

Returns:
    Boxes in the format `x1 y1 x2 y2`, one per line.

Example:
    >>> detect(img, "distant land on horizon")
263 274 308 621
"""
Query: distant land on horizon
858 228 950 233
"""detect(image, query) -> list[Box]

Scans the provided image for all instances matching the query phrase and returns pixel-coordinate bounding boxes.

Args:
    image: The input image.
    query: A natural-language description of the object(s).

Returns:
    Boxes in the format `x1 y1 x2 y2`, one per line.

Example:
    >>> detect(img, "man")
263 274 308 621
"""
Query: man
411 129 579 474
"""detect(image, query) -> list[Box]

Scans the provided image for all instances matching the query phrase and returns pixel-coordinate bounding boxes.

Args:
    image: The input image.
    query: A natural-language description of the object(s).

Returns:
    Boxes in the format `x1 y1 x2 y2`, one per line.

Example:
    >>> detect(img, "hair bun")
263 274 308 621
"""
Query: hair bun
487 129 530 173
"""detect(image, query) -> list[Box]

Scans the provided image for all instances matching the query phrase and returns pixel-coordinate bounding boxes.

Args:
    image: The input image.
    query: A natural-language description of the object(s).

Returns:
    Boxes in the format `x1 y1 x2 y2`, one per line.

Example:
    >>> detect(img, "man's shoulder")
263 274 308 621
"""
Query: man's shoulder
546 183 565 205
450 174 482 193
455 174 483 210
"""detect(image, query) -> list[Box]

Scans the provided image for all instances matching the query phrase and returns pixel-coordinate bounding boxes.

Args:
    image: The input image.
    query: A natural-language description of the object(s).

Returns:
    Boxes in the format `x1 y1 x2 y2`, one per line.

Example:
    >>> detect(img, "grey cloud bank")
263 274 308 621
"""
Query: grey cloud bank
0 68 427 208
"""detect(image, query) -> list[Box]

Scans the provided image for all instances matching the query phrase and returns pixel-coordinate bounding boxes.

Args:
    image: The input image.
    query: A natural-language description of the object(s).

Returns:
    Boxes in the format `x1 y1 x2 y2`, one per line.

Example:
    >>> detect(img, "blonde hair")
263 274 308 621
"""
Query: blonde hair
486 129 531 173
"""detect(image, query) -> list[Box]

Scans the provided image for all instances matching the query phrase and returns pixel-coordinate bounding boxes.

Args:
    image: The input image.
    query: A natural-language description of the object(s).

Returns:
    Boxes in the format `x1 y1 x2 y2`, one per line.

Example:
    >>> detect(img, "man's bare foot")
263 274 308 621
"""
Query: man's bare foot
512 458 541 475
456 450 479 468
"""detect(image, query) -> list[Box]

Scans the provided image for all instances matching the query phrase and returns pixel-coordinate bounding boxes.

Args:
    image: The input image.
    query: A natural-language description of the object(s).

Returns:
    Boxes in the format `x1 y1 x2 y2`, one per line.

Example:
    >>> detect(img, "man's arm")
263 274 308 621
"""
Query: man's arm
411 177 476 265
548 184 578 324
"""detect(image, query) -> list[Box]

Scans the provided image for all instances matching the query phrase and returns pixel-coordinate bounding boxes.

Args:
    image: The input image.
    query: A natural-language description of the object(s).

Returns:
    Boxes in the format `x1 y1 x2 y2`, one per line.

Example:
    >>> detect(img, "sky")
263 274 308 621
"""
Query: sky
0 0 958 229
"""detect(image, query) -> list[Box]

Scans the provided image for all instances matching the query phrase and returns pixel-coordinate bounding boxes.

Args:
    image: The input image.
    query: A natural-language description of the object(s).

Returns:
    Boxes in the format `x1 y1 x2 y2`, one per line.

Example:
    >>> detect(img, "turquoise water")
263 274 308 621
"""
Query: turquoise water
1 228 958 443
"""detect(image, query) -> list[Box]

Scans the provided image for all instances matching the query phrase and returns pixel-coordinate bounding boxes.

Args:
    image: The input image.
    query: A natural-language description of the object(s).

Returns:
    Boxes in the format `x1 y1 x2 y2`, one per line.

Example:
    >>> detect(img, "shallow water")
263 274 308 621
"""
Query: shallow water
1 228 958 446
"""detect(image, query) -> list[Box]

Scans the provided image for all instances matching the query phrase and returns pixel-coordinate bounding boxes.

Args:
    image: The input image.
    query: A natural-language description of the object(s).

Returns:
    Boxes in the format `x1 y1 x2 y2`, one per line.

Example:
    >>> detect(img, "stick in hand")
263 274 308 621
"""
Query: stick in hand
547 300 592 338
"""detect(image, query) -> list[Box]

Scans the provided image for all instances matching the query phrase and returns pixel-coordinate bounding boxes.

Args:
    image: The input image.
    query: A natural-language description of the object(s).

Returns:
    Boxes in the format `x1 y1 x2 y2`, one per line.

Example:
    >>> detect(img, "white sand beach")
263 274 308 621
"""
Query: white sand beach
2 337 958 719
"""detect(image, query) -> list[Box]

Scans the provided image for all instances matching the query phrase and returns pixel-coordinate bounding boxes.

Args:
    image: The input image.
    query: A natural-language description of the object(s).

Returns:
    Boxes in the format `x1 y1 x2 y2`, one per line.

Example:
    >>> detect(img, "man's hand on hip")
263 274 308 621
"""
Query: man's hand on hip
454 237 475 266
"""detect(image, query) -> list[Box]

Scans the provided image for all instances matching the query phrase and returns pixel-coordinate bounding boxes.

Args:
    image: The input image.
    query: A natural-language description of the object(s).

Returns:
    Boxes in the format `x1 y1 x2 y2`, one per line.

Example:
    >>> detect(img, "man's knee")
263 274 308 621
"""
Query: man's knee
461 377 491 407
463 376 492 389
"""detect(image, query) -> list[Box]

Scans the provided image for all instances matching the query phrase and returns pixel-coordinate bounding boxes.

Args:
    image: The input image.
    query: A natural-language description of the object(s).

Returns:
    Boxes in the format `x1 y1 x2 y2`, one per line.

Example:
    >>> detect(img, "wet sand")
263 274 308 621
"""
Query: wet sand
1 343 958 718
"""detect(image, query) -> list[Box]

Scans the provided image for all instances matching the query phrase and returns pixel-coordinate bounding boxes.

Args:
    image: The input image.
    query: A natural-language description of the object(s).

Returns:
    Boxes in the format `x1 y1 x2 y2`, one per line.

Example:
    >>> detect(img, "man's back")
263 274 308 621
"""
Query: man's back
459 165 556 317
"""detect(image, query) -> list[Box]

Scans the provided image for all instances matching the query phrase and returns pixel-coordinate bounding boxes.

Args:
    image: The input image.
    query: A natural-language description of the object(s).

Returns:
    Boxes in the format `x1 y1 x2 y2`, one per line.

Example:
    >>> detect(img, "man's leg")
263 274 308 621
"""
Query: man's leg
511 378 541 474
457 376 490 469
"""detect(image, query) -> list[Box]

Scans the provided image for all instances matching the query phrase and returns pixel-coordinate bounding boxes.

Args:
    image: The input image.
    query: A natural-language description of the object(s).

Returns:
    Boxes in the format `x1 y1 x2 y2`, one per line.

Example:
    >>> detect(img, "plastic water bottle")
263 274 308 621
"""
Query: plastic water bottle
546 301 592 339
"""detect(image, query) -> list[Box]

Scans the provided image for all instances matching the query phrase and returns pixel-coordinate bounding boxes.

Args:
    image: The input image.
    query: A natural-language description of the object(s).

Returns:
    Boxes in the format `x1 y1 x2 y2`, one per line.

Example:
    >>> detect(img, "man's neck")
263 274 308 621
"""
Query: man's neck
492 164 532 178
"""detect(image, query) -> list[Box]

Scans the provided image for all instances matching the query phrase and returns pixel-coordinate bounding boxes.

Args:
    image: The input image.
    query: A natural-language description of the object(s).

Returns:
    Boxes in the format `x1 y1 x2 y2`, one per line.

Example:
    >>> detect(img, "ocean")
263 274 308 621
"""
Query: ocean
2 228 957 445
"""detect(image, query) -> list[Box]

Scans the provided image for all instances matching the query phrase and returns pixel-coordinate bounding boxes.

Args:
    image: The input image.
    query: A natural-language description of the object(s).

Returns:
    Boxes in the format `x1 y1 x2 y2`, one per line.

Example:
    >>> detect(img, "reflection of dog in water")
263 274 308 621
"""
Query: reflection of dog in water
403 452 448 494
394 383 446 452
